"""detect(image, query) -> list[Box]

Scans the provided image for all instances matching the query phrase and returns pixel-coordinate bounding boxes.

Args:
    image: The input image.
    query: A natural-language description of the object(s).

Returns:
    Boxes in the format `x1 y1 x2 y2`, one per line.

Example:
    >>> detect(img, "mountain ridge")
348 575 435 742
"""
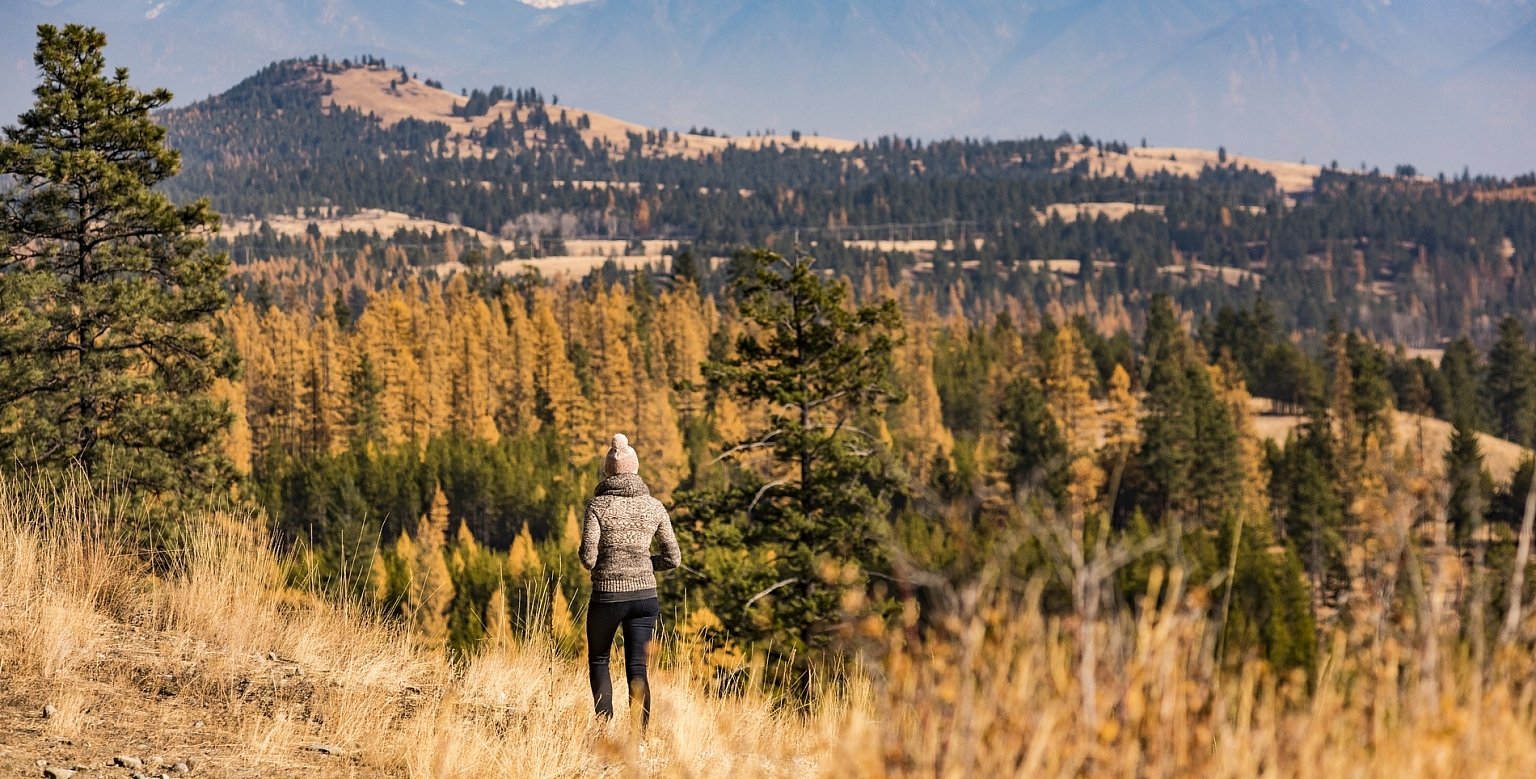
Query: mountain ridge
4 0 1532 175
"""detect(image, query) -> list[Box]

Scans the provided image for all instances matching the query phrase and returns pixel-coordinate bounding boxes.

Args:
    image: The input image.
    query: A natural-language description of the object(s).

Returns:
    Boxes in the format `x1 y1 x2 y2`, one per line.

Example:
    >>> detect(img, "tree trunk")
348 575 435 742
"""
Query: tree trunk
1500 472 1536 642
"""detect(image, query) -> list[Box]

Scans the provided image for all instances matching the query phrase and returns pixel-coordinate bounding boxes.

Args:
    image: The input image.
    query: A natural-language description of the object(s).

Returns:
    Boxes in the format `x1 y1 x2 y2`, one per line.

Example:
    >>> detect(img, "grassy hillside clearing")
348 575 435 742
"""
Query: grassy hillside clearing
323 66 858 161
5 474 1536 776
1055 144 1321 195
0 480 848 777
1250 398 1532 485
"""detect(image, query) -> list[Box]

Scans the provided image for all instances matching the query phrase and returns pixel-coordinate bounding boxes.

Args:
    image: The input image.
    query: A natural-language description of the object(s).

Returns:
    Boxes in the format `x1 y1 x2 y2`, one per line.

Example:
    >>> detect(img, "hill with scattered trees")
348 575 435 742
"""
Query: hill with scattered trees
162 58 1536 349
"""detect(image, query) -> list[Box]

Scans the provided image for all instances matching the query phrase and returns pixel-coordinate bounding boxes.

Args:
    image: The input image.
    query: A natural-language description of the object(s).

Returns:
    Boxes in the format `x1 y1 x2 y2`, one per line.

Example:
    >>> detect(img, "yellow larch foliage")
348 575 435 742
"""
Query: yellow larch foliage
408 487 455 649
890 294 953 479
1043 326 1098 451
559 506 581 554
392 530 417 608
636 389 688 498
678 606 746 673
249 306 312 457
415 284 453 442
484 585 513 652
875 417 896 450
1208 362 1271 526
368 552 391 609
223 276 740 480
217 302 262 470
551 581 578 653
984 321 1028 441
1102 364 1142 458
354 289 429 445
529 290 592 451
656 280 711 413
306 312 352 455
712 393 749 448
590 285 641 438
1044 326 1105 515
452 520 481 571
444 278 500 442
495 291 540 436
210 376 253 475
507 522 543 578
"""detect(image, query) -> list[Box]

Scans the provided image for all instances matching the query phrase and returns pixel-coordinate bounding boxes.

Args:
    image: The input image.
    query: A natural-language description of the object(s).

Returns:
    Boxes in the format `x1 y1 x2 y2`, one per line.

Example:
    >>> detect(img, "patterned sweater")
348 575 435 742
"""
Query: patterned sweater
580 474 681 597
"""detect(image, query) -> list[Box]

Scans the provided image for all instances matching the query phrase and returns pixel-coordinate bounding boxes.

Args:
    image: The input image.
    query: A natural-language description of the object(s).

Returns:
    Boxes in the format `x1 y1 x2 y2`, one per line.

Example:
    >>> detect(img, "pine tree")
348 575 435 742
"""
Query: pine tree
0 24 237 506
346 353 386 449
1445 416 1492 546
687 250 904 659
1440 337 1485 430
1128 296 1197 523
1485 317 1536 447
1276 408 1347 601
1000 374 1069 507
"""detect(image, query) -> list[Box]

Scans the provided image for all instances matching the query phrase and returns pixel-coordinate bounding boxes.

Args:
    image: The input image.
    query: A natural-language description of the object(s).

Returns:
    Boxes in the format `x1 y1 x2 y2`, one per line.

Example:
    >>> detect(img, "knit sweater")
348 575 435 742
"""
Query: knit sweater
580 474 681 597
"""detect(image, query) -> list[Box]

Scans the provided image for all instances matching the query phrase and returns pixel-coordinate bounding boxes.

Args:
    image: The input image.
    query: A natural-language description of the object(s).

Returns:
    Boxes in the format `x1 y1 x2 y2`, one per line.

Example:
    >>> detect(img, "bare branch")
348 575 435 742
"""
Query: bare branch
744 578 798 609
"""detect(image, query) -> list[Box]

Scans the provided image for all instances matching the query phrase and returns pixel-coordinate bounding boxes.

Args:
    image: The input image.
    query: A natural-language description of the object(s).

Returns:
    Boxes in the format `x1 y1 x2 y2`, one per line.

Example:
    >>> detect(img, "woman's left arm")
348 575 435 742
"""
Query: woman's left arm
651 503 682 572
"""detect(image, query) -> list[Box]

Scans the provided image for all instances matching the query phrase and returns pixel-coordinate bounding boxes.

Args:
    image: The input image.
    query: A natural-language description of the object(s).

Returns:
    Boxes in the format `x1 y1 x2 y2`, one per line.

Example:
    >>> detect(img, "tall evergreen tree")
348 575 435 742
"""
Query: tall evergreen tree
684 249 904 660
1445 416 1492 546
1000 374 1069 506
1128 296 1197 522
0 25 236 504
1440 337 1485 430
1484 317 1536 447
1275 409 1346 602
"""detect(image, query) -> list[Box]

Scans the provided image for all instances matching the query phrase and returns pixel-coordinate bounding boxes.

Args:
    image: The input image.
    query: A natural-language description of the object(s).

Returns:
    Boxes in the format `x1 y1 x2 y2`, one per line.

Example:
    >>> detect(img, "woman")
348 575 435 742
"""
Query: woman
579 433 681 729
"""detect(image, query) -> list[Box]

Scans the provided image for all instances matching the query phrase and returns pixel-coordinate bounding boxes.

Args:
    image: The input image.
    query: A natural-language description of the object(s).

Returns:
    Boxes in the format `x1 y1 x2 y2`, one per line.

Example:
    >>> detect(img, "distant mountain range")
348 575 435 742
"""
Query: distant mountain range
4 0 1533 176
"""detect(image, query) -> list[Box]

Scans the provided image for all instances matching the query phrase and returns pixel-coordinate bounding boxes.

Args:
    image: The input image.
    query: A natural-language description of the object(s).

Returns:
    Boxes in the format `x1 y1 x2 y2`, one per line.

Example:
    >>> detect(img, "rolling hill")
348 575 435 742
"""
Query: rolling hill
3 0 1534 176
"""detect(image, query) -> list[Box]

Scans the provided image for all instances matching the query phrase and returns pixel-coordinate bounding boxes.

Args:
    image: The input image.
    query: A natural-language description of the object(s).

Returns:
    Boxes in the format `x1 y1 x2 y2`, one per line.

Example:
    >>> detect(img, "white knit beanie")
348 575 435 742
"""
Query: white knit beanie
603 433 640 478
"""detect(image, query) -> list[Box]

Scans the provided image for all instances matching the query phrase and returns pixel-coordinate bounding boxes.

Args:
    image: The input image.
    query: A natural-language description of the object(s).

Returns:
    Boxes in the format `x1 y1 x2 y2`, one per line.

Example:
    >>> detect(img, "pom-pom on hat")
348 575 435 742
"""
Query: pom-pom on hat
603 433 640 478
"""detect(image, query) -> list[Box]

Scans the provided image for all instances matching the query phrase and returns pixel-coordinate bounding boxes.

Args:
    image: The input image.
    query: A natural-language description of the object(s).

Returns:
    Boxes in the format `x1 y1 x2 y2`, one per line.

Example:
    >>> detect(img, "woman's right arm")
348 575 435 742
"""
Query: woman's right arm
579 502 600 571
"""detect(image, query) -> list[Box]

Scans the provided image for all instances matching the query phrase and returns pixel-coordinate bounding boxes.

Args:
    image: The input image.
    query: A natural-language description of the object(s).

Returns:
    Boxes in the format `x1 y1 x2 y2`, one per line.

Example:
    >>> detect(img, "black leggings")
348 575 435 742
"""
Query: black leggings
586 597 659 726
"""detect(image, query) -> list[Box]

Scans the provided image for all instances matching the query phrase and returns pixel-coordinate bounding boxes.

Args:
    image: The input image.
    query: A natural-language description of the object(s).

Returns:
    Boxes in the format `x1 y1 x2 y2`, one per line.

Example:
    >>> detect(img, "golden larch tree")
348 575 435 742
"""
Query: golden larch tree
408 487 456 649
1044 325 1105 517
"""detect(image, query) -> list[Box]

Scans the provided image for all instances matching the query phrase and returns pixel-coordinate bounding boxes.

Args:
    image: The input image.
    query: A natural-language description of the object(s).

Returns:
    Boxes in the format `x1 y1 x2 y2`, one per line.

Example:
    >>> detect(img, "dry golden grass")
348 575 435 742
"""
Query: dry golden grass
1250 399 1533 485
1473 186 1536 204
224 209 680 278
1057 144 1321 195
6 474 1536 776
1036 202 1167 222
323 66 857 161
0 479 847 777
223 208 508 246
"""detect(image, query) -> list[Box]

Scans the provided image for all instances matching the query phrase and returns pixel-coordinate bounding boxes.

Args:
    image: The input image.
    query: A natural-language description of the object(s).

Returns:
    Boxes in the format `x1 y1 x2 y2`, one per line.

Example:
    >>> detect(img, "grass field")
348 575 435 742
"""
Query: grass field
5 474 1536 776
